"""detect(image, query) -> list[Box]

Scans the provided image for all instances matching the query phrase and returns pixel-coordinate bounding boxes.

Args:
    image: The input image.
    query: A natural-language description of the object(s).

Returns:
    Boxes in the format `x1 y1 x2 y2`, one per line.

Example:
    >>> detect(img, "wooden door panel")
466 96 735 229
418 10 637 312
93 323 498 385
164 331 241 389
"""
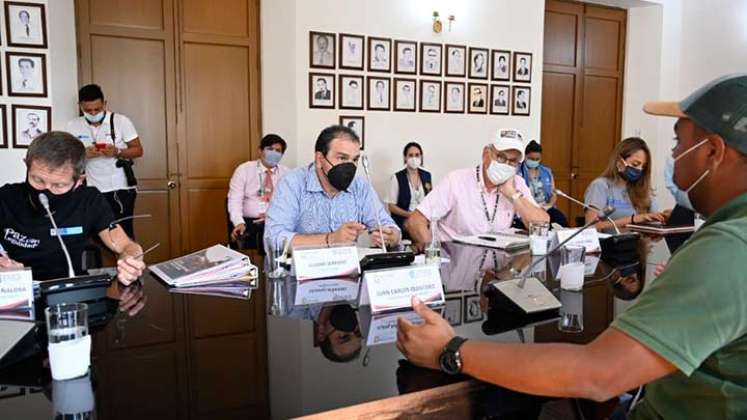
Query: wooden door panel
89 0 165 30
182 0 249 37
543 11 579 67
584 17 622 71
186 188 231 251
578 75 619 174
133 190 173 263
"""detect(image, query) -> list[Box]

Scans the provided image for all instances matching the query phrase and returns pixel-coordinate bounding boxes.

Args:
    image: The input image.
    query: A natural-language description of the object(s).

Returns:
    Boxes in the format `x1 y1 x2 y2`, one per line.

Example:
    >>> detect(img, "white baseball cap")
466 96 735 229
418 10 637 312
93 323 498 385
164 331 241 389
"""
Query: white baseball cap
491 128 525 160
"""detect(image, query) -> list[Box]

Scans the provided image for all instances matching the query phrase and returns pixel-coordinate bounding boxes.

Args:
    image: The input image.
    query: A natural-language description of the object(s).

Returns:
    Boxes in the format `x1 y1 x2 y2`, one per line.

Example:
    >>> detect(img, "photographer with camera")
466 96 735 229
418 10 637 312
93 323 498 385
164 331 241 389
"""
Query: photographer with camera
65 84 143 238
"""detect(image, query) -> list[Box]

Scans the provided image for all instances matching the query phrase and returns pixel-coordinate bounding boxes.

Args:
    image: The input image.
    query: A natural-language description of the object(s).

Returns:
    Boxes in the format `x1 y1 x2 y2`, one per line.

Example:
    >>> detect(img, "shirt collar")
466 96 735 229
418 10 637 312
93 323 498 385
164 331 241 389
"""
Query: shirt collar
258 160 277 173
701 192 747 228
305 163 325 193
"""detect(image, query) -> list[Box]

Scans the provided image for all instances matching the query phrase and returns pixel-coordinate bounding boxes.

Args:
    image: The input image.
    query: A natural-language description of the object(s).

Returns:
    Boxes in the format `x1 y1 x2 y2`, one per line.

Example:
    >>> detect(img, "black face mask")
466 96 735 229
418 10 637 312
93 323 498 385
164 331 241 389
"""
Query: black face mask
330 304 358 332
25 179 77 213
323 156 357 191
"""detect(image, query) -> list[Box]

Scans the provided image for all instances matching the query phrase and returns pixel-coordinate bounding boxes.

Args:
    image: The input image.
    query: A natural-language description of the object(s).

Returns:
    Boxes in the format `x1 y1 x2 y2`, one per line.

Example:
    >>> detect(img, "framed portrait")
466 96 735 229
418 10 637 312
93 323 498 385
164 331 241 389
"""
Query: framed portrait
444 81 465 114
12 105 50 148
512 86 531 116
420 43 442 77
491 49 511 81
468 83 488 114
309 31 335 69
339 33 364 70
464 294 484 323
513 51 533 83
339 116 365 149
6 52 47 97
368 37 392 72
0 105 7 148
444 297 463 327
394 40 417 75
419 80 442 113
309 73 335 109
490 84 510 115
339 74 364 110
469 47 489 79
4 2 48 49
393 78 417 112
445 44 466 77
367 76 391 111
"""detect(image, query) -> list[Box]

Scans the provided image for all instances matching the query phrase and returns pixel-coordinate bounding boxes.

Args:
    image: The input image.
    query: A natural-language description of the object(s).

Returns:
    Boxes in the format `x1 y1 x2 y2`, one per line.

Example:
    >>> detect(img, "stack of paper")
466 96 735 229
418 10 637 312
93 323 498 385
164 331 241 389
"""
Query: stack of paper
149 245 258 288
169 281 253 300
453 232 529 252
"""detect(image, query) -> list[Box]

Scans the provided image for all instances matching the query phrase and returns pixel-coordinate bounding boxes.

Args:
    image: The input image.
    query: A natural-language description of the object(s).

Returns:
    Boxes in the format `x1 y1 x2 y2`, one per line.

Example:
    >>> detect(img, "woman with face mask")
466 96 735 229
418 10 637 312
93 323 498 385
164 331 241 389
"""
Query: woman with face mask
517 140 568 227
584 137 669 232
386 142 433 238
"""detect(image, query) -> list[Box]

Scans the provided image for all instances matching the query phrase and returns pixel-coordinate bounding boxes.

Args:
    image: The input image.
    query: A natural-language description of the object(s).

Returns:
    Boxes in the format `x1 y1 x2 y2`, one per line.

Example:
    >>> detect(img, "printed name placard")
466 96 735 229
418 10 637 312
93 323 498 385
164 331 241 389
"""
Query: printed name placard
553 228 601 253
364 309 429 346
0 269 34 310
359 265 444 313
293 245 360 281
294 277 360 305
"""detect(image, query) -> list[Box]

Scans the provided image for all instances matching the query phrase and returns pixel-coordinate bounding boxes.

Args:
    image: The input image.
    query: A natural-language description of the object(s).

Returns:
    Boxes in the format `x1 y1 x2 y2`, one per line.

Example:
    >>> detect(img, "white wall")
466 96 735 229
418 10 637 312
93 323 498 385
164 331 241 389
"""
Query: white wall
262 0 546 196
0 0 79 185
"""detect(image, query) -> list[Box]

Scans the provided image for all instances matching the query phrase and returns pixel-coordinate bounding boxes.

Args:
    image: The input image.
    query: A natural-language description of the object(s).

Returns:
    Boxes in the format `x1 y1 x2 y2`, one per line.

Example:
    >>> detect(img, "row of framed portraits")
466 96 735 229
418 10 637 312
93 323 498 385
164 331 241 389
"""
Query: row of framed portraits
0 50 48 97
0 104 51 148
310 31 533 82
312 73 531 116
2 1 48 49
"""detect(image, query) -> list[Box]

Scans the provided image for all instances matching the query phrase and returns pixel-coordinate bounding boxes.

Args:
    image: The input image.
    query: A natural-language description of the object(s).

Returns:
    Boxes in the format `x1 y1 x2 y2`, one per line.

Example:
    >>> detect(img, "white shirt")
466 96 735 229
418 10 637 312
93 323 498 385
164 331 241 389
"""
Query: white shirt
386 171 427 211
65 112 139 193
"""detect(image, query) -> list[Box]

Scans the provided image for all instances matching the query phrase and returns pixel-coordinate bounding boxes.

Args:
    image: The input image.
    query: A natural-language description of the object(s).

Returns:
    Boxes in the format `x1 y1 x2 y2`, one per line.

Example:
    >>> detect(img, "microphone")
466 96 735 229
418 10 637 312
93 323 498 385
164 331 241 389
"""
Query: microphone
38 193 76 278
517 205 615 288
555 189 620 234
360 154 388 252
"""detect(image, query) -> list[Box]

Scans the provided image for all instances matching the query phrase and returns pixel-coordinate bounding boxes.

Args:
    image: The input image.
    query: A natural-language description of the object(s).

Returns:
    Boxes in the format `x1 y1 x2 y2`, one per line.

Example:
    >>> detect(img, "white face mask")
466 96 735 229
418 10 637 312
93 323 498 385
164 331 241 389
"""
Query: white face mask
406 157 421 169
486 160 515 186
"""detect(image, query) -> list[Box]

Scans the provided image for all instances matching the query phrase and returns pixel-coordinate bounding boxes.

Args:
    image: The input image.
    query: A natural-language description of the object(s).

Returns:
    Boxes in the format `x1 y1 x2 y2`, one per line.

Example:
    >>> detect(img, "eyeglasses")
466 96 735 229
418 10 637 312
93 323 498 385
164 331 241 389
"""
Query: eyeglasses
491 150 521 167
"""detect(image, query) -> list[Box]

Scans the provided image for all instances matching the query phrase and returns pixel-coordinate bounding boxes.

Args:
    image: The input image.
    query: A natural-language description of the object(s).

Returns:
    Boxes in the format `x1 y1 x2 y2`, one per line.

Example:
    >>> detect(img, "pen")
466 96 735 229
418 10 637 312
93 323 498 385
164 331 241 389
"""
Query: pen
130 242 161 260
478 236 496 241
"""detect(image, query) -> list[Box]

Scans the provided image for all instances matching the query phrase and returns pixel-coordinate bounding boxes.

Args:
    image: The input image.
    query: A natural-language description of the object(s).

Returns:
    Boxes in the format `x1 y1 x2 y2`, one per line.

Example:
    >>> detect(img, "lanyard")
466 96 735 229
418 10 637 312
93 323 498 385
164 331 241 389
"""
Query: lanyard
476 165 499 224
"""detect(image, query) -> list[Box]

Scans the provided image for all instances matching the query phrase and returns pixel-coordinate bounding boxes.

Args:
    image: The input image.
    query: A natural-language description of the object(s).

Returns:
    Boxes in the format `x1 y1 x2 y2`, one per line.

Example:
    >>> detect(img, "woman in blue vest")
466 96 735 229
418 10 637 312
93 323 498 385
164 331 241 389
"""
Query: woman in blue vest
386 142 432 238
517 140 569 227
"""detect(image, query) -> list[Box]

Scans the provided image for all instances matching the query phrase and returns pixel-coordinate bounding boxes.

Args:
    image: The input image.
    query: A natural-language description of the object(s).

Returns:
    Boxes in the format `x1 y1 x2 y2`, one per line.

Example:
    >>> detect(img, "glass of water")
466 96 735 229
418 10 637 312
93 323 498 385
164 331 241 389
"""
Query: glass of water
558 289 584 334
529 221 550 255
559 245 586 291
45 303 91 380
425 216 441 265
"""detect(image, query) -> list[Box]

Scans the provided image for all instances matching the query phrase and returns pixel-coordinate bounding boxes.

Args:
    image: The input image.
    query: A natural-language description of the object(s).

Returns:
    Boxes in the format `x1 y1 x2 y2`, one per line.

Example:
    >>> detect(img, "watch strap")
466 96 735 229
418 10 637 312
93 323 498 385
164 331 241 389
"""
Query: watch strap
445 336 468 353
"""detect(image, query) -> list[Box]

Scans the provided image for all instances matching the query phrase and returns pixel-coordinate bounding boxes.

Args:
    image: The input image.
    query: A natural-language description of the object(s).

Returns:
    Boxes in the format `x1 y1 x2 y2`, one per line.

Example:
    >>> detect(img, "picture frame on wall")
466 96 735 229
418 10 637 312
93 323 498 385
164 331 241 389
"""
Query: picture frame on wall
513 51 532 83
444 81 465 114
367 76 391 111
419 80 441 113
6 52 47 97
339 33 365 70
420 43 442 76
309 31 336 69
339 115 364 149
339 74 364 110
4 1 48 49
445 44 466 77
491 49 511 81
490 84 510 115
393 78 417 112
444 297 462 327
512 85 531 116
394 40 417 75
368 37 392 72
468 83 488 114
0 105 7 148
464 294 484 323
468 47 489 80
309 73 335 109
12 104 50 149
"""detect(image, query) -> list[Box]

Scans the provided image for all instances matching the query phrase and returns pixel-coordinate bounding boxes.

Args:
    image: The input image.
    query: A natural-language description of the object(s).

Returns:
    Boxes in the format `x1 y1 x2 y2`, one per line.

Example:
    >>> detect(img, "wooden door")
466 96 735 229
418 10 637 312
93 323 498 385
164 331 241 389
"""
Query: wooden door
542 0 626 225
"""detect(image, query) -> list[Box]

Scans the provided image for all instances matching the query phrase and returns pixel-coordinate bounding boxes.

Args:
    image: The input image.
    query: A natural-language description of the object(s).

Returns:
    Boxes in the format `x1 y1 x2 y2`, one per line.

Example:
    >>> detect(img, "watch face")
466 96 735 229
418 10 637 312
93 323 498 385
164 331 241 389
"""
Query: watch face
439 350 461 375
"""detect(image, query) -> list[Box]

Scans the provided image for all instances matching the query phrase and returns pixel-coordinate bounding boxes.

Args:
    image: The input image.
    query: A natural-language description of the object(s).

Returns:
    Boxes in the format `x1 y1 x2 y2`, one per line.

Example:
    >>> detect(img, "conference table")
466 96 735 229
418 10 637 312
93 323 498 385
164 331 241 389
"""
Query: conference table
0 239 665 419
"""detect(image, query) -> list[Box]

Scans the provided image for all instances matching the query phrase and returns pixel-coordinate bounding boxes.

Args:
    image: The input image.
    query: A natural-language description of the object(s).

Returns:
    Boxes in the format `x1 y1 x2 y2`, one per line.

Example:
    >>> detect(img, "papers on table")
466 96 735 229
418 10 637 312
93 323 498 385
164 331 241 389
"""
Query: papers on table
149 244 258 288
453 231 529 252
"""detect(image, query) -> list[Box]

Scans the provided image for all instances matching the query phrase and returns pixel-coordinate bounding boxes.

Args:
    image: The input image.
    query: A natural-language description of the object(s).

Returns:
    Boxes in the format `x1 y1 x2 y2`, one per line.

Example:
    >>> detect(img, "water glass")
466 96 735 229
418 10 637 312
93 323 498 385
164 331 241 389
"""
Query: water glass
559 245 585 291
558 289 584 333
265 245 286 279
53 373 95 418
45 303 90 380
529 221 550 255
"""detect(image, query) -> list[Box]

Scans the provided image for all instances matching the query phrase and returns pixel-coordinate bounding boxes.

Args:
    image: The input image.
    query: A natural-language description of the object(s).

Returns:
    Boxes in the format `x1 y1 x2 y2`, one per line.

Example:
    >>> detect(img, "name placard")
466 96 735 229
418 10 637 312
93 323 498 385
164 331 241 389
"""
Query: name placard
294 277 360 306
359 265 444 313
364 309 428 346
0 269 33 310
293 245 360 281
553 228 601 253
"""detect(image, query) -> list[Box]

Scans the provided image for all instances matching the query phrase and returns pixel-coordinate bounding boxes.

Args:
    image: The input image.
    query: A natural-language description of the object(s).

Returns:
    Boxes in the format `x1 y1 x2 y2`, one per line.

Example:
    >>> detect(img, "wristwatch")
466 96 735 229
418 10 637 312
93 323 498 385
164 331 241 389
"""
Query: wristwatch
510 191 524 203
439 336 468 375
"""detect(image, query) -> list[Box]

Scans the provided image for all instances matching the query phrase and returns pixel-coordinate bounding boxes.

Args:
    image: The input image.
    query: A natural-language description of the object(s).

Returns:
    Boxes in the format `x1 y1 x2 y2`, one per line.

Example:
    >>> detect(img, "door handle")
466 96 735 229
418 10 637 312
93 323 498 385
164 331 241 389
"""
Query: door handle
571 172 578 179
167 181 177 189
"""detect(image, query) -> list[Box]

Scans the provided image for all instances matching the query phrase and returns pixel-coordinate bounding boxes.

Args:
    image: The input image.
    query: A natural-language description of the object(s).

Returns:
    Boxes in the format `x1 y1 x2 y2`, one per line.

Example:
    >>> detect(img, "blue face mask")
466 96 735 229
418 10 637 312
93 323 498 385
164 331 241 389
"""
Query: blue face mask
525 159 540 169
620 159 643 183
664 156 693 210
263 149 283 167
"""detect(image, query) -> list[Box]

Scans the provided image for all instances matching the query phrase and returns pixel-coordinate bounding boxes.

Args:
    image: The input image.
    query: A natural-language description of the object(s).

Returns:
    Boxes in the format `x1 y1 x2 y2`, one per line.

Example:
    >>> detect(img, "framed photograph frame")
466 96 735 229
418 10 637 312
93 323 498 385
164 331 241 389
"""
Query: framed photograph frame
393 78 417 112
309 31 336 69
368 37 392 73
468 83 488 114
339 115 365 149
0 105 7 148
464 294 484 323
4 2 48 49
394 40 418 75
339 74 364 110
444 297 463 327
512 85 531 116
445 44 467 77
12 104 50 149
6 52 47 97
419 42 443 77
491 49 511 81
419 80 442 113
339 33 365 70
513 51 533 83
444 81 465 114
490 84 510 116
468 47 489 80
367 76 391 111
308 73 335 109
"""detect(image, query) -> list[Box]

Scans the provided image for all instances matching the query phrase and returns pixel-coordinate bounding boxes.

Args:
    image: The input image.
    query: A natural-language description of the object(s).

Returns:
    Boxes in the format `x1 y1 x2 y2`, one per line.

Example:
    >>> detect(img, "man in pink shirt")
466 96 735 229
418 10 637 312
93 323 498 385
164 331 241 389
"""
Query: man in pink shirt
406 128 549 250
228 134 291 250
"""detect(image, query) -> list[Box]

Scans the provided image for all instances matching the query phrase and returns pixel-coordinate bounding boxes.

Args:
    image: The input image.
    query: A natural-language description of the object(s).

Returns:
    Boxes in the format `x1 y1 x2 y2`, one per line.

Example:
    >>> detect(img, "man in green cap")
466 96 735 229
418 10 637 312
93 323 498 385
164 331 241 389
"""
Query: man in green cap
396 74 747 419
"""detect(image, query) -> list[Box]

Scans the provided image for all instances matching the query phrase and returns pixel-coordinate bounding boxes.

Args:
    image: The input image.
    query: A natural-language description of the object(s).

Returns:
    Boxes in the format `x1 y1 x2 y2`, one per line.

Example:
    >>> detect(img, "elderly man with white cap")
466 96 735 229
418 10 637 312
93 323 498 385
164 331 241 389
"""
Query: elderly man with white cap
406 128 549 250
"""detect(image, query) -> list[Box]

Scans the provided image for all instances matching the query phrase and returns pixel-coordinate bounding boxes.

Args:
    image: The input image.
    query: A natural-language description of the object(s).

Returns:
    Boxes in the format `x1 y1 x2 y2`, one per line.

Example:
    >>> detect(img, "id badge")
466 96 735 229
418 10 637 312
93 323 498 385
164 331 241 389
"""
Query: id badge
51 227 84 237
258 201 269 214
